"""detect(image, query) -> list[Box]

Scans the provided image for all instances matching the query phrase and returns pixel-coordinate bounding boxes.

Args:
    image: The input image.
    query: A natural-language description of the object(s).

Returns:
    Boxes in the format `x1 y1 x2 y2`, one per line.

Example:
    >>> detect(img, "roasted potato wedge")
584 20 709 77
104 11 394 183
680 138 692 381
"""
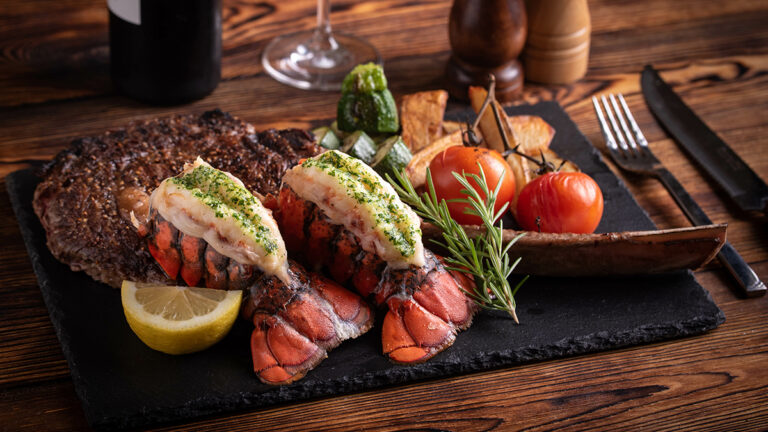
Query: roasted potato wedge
442 120 462 135
404 130 463 189
507 115 555 154
400 90 449 152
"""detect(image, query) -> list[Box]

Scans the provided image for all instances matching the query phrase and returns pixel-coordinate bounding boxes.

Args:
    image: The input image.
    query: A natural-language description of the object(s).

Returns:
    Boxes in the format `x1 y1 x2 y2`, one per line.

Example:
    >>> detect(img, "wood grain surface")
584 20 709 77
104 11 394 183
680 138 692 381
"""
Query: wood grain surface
1 0 767 430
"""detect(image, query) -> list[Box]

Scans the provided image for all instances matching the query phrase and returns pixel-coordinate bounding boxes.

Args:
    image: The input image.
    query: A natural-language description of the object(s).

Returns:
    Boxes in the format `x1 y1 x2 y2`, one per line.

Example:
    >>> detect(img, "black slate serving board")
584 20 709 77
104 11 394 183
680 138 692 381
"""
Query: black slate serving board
6 102 724 430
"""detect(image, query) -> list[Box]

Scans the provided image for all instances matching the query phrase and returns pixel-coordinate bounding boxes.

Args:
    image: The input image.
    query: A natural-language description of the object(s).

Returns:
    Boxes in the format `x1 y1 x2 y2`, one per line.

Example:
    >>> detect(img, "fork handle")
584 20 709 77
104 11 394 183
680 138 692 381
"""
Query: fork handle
656 168 766 297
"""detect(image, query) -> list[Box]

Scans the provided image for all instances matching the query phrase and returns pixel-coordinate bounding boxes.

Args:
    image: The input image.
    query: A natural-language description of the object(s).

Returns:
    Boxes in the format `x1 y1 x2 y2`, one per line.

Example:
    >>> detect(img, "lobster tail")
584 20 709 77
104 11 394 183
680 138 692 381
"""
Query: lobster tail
275 185 478 364
243 262 374 385
277 186 388 298
380 252 476 363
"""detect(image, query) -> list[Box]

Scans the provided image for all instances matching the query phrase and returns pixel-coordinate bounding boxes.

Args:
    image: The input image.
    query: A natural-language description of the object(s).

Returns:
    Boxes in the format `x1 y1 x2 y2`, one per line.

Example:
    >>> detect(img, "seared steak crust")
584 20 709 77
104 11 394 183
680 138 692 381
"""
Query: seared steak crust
33 110 320 288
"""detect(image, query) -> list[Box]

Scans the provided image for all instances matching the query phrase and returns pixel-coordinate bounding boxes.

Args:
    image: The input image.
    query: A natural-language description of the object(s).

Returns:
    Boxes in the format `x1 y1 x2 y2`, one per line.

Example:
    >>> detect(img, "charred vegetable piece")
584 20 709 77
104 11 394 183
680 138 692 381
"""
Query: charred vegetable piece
312 126 341 150
337 63 399 134
341 130 379 165
337 90 399 134
330 120 348 140
371 135 412 180
341 62 388 93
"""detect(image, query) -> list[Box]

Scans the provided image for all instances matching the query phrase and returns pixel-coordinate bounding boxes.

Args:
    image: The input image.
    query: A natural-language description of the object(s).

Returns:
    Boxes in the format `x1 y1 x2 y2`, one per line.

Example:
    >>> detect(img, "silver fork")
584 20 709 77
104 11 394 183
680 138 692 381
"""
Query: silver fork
593 94 766 297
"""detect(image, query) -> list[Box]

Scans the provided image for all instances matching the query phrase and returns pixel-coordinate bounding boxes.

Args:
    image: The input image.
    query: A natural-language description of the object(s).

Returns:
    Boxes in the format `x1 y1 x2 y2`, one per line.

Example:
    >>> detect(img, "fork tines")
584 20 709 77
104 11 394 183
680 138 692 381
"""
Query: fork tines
592 94 650 159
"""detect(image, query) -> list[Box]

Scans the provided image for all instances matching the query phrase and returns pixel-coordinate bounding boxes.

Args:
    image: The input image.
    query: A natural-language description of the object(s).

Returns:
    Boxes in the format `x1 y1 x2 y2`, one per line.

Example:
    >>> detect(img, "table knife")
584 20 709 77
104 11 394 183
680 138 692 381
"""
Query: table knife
642 65 766 297
641 65 768 214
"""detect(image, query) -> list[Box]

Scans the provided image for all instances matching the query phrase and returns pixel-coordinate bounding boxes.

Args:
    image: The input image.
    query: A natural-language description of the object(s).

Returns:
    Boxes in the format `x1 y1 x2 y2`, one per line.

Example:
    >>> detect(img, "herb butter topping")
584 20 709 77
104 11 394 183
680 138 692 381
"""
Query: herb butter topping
284 150 424 268
150 158 289 283
170 164 279 253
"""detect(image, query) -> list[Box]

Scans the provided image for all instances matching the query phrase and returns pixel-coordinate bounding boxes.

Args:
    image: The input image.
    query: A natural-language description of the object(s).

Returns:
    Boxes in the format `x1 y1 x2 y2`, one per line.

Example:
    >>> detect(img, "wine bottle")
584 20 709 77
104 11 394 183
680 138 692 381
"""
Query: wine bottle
109 0 222 105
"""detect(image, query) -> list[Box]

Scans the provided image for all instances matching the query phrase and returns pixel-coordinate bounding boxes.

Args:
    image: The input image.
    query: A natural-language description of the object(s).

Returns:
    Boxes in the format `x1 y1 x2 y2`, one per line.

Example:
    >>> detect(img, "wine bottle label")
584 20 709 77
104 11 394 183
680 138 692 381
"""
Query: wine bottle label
108 0 140 25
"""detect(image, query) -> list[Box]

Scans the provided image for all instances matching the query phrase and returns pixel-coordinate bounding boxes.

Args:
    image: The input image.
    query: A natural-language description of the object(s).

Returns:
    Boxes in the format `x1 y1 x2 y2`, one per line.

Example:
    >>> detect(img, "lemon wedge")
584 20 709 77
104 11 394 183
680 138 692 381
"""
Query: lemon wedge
121 281 242 355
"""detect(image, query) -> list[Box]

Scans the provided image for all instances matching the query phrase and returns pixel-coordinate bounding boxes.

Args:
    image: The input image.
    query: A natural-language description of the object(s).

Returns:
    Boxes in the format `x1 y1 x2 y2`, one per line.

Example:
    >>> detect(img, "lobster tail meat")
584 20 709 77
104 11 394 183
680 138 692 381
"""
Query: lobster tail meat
242 262 374 385
148 157 290 284
281 150 424 269
278 150 478 364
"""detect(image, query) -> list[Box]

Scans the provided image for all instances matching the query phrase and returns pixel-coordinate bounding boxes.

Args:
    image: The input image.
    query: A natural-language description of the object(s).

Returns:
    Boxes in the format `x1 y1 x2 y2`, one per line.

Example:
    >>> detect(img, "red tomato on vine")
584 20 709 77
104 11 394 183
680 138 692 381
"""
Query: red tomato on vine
516 171 604 233
429 146 516 225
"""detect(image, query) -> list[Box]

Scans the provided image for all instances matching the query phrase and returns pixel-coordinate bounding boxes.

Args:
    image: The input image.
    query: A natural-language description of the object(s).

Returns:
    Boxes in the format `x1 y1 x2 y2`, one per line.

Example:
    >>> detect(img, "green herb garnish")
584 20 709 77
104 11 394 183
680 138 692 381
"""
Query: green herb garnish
389 166 526 322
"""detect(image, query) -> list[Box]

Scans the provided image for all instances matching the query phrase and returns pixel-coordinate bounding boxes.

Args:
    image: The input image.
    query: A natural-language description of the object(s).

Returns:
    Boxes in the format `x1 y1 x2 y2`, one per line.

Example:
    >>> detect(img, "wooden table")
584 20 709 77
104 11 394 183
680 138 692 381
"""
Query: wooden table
2 1 767 430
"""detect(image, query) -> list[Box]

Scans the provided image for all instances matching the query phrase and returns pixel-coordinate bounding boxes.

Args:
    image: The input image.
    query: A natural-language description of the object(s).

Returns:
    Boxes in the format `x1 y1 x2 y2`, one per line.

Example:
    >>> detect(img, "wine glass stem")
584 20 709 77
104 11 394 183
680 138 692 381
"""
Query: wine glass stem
312 0 335 50
317 0 331 36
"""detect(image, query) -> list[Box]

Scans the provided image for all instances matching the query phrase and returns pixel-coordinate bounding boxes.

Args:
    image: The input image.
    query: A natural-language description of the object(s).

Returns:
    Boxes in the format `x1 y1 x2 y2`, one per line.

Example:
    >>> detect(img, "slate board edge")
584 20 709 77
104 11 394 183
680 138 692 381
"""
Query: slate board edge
90 310 724 431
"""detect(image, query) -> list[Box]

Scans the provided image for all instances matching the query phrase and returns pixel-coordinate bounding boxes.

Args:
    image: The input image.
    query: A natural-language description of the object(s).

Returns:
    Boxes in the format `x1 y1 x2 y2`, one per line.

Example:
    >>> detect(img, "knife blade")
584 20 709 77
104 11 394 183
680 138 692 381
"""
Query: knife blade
641 65 768 214
642 65 766 297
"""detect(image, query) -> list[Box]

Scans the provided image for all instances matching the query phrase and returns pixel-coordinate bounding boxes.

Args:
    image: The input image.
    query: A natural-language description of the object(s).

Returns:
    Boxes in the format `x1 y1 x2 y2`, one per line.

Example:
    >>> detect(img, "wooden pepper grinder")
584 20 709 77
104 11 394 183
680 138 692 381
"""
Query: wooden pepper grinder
523 0 591 84
445 0 527 102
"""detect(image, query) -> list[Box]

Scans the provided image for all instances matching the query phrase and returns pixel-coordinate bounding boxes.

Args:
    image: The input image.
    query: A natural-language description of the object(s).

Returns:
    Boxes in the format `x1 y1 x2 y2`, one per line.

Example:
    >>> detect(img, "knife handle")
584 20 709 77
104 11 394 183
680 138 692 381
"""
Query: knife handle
656 168 766 297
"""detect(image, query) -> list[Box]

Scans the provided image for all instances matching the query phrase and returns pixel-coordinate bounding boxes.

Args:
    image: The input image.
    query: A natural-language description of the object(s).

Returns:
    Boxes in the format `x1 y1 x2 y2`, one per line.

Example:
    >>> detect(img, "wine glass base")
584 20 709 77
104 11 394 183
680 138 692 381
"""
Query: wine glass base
262 29 381 91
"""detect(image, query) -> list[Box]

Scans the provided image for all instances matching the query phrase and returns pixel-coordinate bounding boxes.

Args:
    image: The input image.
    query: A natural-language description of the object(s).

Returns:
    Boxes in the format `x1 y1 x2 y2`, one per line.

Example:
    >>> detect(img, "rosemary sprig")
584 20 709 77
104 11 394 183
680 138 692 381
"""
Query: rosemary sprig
388 166 527 322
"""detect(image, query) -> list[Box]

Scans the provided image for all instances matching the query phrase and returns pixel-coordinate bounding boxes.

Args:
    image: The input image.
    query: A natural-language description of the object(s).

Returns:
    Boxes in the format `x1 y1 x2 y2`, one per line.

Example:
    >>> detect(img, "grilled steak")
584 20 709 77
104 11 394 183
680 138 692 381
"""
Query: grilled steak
33 109 320 288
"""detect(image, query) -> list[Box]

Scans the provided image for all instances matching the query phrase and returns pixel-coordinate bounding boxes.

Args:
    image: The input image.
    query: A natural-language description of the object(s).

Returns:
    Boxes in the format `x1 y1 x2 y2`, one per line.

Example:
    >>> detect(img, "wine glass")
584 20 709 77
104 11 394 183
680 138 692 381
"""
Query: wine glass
262 0 381 91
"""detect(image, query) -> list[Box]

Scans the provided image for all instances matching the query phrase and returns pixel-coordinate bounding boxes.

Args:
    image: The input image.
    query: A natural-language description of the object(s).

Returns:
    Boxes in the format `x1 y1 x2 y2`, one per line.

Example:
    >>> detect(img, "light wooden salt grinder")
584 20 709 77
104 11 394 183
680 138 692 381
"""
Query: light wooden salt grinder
445 0 527 102
523 0 591 84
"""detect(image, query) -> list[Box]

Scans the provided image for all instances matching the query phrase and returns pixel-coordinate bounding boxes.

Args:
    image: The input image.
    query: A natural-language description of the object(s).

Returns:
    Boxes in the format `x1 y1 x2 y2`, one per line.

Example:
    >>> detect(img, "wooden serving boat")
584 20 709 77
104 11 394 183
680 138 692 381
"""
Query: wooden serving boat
422 224 727 277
